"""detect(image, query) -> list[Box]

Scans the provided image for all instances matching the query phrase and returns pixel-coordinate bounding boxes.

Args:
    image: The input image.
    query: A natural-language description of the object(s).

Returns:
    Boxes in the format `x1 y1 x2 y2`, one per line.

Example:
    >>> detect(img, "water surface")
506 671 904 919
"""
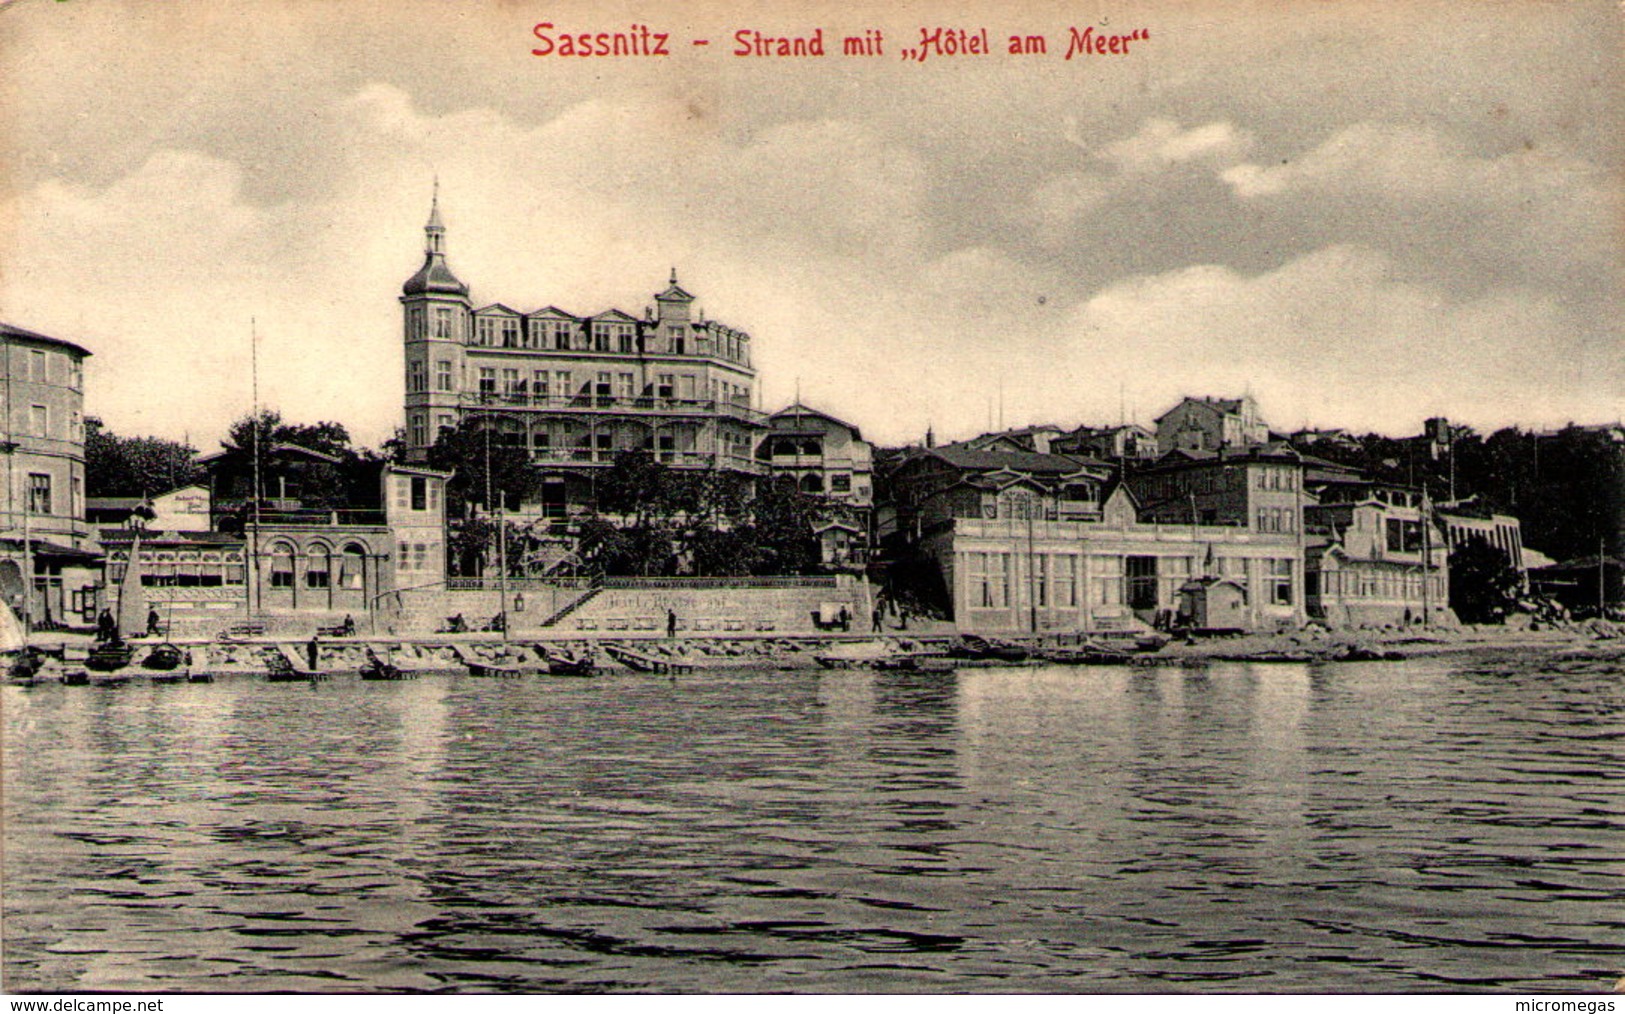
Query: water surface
5 652 1621 992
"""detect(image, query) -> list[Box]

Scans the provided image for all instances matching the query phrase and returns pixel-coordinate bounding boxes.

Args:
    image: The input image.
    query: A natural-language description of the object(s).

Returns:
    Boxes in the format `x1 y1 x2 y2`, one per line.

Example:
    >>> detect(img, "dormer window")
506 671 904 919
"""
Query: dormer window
501 318 520 348
667 325 685 354
618 326 635 353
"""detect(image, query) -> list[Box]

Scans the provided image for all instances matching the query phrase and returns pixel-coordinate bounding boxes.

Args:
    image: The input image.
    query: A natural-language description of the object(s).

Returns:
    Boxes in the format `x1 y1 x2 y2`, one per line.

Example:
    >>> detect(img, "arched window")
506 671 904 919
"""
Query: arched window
339 544 366 590
800 473 824 494
269 543 296 588
306 545 331 589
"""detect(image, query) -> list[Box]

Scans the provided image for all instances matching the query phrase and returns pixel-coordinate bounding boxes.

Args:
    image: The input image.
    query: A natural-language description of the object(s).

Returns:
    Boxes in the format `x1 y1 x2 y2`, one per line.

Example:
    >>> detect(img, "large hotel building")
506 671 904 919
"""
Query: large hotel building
400 196 766 515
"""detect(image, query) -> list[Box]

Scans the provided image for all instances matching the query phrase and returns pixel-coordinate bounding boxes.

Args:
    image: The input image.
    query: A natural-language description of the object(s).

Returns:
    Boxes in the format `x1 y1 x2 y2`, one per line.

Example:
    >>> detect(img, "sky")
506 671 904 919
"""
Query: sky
1 0 1621 450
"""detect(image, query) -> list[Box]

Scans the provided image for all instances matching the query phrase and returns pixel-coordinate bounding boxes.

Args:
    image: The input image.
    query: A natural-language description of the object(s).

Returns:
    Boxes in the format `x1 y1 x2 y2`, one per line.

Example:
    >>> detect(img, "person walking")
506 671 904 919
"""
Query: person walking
871 606 883 633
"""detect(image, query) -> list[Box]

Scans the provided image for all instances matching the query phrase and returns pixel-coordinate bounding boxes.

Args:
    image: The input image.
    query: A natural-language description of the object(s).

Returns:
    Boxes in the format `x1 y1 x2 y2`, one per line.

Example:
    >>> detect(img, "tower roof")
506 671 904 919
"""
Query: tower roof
656 267 695 303
402 183 468 297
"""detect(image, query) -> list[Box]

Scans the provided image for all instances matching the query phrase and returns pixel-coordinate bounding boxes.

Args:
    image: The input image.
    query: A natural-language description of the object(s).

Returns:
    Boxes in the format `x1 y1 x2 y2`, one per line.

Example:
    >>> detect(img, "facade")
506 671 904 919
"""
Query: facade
1126 444 1310 538
400 195 765 515
87 485 212 534
1154 394 1271 455
1304 497 1451 627
759 403 873 507
101 464 449 629
1437 502 1527 583
0 322 99 629
887 444 1113 531
918 489 1304 634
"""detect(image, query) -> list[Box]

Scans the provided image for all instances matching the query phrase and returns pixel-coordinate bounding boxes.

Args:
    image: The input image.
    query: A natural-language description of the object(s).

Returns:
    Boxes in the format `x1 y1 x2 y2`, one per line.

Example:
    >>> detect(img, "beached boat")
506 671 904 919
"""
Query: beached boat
604 644 692 674
263 647 325 682
142 643 185 671
360 652 411 680
542 647 596 677
948 635 1030 663
873 653 957 673
1039 643 1138 665
85 642 136 672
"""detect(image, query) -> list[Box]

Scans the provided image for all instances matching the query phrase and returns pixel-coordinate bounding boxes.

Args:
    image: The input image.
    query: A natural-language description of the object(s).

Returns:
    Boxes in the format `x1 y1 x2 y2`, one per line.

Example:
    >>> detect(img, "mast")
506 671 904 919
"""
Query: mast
249 319 262 623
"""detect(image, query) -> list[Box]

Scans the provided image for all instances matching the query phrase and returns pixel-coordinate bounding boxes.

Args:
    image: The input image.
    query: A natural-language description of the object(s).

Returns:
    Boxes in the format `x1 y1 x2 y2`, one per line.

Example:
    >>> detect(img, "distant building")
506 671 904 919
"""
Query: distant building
960 425 1067 455
1051 423 1159 463
399 193 765 515
0 322 100 628
1126 443 1312 536
1154 394 1271 455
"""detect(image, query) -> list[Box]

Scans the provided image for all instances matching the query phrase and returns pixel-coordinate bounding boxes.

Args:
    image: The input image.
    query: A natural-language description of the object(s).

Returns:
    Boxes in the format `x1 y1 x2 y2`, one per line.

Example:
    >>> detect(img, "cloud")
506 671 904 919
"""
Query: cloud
1065 244 1619 433
1099 118 1253 173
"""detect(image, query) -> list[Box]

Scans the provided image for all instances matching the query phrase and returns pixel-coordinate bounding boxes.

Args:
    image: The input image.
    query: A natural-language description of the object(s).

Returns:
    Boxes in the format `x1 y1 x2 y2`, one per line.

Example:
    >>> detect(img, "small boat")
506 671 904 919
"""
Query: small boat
465 659 529 677
542 647 596 677
7 648 46 684
263 647 324 682
873 653 956 673
85 642 136 672
1039 643 1137 665
360 652 411 680
142 643 185 671
61 669 89 685
948 635 1030 663
604 644 693 674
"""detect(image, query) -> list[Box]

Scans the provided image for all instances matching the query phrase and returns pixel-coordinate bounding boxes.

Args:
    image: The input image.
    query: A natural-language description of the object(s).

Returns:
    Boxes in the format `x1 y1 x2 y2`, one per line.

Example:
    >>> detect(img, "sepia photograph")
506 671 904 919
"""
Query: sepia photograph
1 0 1622 996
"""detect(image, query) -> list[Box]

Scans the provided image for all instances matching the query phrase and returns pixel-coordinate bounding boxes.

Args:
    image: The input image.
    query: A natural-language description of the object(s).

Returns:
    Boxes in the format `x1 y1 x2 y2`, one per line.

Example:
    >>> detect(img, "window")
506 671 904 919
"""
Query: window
68 358 82 389
501 318 521 348
1034 554 1049 607
27 473 51 515
533 370 550 401
1091 555 1124 605
410 414 427 448
411 476 427 511
407 307 425 340
436 360 453 392
1055 554 1078 608
71 476 82 519
437 414 454 437
478 367 497 396
407 360 427 392
551 322 574 350
306 545 331 589
830 474 851 493
476 316 496 346
657 374 674 400
434 307 454 339
616 373 634 400
668 325 685 354
555 371 571 401
1270 558 1293 606
618 327 635 354
503 368 522 397
29 404 47 438
270 543 296 587
340 545 365 590
595 372 613 405
594 326 611 352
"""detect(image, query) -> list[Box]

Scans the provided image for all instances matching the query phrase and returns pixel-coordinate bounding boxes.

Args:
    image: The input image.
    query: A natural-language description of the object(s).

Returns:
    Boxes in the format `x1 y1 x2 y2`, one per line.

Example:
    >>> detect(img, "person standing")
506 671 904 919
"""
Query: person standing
307 635 320 672
871 606 883 633
666 608 678 638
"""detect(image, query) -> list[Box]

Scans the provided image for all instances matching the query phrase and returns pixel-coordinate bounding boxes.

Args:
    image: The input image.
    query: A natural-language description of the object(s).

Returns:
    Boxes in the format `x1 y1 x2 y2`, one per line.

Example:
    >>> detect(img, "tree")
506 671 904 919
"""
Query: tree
1449 535 1523 624
84 417 202 497
425 418 541 518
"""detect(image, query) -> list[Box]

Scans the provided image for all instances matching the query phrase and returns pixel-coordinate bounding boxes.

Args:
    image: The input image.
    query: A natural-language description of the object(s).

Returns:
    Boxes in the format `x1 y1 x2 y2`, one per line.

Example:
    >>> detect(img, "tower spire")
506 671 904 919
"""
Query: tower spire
425 177 445 255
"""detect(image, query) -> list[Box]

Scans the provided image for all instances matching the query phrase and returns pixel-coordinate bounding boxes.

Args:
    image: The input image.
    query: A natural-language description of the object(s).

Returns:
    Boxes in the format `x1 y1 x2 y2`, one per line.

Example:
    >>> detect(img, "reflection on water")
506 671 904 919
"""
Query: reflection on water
4 653 1622 993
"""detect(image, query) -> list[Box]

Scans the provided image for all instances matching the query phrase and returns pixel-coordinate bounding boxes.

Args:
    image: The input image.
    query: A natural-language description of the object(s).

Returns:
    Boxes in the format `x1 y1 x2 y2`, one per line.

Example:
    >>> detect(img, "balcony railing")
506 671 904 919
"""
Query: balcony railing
525 450 768 474
464 392 765 424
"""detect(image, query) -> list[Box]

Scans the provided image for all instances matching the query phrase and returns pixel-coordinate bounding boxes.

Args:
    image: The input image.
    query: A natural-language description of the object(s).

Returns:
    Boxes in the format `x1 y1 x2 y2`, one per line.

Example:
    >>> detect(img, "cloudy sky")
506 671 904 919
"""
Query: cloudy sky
1 0 1620 449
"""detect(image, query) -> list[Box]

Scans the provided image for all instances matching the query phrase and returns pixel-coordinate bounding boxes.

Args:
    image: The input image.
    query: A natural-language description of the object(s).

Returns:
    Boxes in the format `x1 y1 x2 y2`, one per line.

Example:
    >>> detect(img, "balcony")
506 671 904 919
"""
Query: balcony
463 392 765 424
526 449 768 474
